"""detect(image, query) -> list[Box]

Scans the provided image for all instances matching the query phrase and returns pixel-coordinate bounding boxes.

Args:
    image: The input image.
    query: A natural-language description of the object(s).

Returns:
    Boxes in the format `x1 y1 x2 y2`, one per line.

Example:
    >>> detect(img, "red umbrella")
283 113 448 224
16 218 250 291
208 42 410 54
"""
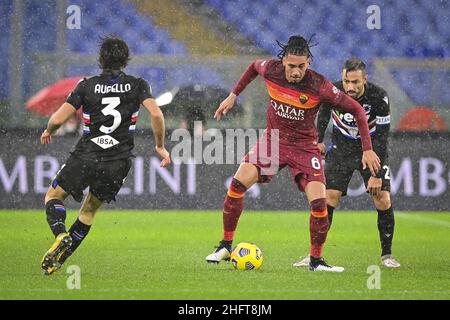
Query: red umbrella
26 77 84 116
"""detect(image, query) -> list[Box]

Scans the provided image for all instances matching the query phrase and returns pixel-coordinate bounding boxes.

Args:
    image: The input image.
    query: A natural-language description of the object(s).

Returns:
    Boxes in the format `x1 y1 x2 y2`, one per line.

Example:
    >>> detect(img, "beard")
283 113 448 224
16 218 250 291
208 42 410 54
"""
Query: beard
288 75 303 83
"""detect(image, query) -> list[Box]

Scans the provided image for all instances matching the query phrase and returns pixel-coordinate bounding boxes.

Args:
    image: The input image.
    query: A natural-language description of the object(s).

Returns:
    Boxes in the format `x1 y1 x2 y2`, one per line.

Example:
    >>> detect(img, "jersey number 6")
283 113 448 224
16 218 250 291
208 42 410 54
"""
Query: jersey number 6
100 97 121 134
311 157 321 170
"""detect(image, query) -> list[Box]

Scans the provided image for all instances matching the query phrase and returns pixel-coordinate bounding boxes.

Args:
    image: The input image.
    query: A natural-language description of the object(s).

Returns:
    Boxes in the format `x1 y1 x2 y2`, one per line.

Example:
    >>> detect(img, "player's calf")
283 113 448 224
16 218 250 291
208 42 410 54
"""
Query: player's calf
306 198 346 272
59 217 92 264
371 189 397 259
45 199 68 238
294 200 335 268
222 178 247 241
206 178 248 263
309 198 330 259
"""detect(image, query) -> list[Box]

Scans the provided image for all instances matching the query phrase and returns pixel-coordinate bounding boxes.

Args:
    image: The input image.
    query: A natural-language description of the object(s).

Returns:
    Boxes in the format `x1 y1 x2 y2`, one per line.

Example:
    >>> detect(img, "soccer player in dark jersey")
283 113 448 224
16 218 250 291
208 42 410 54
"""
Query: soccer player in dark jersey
40 36 171 275
294 57 400 268
205 36 381 272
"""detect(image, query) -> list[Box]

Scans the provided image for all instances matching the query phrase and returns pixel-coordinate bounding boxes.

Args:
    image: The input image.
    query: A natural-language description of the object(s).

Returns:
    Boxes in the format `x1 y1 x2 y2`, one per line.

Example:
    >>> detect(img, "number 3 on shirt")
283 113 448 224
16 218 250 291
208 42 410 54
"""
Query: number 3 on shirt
311 157 321 170
100 97 121 134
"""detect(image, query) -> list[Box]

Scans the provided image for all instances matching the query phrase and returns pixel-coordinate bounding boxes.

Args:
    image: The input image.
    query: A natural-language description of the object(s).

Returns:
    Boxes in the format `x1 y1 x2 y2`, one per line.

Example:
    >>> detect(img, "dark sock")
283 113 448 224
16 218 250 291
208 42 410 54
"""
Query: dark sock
377 207 395 256
60 218 91 264
45 199 67 237
310 256 322 264
219 240 233 251
327 204 335 228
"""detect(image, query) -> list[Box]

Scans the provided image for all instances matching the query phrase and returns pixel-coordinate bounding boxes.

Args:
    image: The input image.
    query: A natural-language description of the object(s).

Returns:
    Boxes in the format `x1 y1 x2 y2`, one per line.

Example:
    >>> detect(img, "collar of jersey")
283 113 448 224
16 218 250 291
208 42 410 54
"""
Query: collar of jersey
101 69 124 78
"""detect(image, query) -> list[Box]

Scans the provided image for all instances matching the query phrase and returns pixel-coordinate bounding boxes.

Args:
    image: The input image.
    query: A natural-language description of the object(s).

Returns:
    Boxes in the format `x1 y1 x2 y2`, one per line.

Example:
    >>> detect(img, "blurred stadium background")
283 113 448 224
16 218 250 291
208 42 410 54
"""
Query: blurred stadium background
1 1 450 301
0 0 449 210
1 0 450 129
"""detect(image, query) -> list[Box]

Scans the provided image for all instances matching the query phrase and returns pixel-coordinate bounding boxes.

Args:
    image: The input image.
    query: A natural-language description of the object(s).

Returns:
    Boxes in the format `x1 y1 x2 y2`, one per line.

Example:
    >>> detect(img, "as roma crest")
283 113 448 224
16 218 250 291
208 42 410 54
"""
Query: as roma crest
299 94 309 104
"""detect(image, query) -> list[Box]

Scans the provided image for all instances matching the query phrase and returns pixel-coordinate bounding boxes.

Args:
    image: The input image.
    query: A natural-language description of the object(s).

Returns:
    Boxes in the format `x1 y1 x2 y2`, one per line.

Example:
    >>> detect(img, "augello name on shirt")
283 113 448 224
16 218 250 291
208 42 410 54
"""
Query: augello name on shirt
94 83 131 94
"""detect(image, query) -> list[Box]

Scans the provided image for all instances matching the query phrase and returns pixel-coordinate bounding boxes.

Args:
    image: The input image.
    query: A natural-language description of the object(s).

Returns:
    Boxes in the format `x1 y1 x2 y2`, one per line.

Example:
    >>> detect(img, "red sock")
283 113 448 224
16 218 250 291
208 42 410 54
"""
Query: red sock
309 198 329 258
223 178 247 241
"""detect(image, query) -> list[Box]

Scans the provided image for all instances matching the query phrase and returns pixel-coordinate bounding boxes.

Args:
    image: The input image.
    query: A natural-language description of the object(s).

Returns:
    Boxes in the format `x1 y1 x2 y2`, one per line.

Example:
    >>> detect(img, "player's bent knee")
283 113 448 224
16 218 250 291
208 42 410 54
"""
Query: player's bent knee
78 193 103 223
373 192 391 210
310 198 328 218
79 206 98 217
226 177 248 200
79 206 98 219
44 185 68 205
304 181 326 201
79 205 100 223
326 189 342 207
233 163 259 189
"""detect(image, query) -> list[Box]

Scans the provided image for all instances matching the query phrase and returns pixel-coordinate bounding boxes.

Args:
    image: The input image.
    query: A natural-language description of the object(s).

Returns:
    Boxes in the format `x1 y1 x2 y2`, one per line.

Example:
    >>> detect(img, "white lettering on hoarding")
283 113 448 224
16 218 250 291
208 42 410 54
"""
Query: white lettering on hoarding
34 156 59 193
419 158 446 196
0 156 28 193
0 155 448 201
391 158 414 196
149 158 181 194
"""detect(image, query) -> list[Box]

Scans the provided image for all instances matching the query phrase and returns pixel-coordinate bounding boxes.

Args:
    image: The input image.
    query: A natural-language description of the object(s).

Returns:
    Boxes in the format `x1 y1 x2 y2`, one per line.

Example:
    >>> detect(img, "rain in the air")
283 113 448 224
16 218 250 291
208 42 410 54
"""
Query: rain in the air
0 0 449 302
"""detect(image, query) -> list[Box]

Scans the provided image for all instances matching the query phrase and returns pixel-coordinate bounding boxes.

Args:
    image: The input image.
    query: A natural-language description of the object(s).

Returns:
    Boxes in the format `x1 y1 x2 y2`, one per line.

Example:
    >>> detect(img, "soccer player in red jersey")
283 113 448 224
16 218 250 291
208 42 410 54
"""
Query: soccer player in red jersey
205 35 381 272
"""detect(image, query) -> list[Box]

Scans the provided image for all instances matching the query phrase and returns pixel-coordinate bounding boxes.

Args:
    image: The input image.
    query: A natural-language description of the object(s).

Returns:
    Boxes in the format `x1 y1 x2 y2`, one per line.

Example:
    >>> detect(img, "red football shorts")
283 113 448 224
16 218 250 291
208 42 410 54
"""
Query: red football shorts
243 130 325 192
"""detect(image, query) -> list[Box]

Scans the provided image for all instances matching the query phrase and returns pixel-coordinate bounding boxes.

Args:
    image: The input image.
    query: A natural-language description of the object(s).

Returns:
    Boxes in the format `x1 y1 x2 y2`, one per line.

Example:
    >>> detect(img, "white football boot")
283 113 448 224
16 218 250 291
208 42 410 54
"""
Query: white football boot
293 254 310 267
206 242 231 263
309 257 345 273
381 255 401 268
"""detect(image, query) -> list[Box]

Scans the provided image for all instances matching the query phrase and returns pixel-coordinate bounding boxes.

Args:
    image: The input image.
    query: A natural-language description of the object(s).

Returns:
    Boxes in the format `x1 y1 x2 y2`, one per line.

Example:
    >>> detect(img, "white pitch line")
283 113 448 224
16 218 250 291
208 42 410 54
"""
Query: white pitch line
1 288 450 295
396 212 450 228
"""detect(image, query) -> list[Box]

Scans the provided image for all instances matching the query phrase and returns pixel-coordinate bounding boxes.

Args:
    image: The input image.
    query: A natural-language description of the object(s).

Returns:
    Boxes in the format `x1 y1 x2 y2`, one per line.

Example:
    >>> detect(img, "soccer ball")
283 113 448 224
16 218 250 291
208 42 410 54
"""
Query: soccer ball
230 242 263 270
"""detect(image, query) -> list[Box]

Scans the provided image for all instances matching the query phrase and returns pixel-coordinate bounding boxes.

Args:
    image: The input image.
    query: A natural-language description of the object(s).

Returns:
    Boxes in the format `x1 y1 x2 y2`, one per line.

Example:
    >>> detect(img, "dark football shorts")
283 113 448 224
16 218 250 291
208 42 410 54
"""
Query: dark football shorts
52 154 132 203
325 145 391 196
243 131 326 192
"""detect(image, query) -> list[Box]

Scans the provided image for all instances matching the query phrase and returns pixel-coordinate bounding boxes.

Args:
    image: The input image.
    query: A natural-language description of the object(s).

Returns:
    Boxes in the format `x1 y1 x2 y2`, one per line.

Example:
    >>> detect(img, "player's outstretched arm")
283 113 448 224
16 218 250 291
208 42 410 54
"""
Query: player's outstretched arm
214 93 236 121
142 98 171 168
215 59 267 121
40 102 77 145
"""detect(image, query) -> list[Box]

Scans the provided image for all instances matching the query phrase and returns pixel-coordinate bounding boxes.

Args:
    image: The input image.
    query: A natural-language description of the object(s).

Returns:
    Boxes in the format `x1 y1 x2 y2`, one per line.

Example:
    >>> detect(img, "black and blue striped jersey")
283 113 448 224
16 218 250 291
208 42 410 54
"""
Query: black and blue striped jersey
317 81 391 177
66 70 153 161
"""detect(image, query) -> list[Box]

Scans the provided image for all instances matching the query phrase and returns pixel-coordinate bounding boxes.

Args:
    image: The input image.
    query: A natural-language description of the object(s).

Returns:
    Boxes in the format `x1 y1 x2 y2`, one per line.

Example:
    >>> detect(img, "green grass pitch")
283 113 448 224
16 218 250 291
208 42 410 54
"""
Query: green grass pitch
0 210 449 300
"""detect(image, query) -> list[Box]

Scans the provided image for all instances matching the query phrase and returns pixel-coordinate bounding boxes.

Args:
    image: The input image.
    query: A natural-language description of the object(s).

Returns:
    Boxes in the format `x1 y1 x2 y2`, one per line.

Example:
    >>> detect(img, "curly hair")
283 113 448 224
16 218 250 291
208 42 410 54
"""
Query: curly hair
98 35 131 70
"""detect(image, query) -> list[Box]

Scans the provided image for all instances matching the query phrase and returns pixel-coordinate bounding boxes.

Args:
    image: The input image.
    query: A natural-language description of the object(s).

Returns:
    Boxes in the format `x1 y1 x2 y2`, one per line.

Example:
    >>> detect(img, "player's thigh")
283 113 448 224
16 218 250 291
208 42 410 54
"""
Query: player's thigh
371 191 392 211
78 192 103 225
90 158 132 203
80 192 103 215
305 181 326 203
290 147 325 195
233 162 260 189
359 164 391 194
51 155 90 203
240 133 282 188
324 151 354 197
